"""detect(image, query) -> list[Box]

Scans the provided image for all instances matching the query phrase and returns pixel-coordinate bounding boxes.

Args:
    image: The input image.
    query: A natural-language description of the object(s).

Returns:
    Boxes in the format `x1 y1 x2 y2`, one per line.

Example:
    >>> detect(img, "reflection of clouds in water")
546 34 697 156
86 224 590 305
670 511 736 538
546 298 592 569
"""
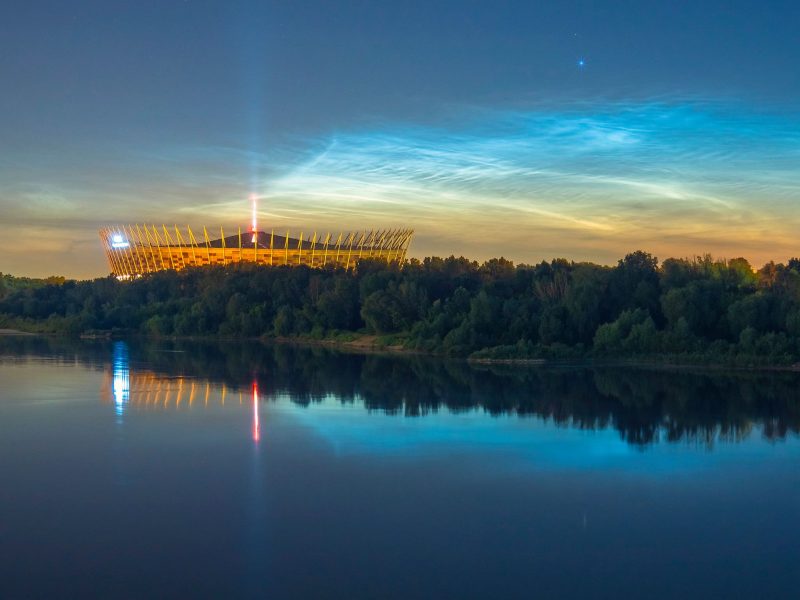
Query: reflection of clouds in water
93 336 800 454
278 397 792 476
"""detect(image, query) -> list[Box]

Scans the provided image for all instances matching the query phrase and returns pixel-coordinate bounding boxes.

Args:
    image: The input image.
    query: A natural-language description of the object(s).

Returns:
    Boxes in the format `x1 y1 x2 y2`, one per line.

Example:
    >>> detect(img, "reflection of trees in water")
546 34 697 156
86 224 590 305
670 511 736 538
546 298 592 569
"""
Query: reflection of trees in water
2 336 799 447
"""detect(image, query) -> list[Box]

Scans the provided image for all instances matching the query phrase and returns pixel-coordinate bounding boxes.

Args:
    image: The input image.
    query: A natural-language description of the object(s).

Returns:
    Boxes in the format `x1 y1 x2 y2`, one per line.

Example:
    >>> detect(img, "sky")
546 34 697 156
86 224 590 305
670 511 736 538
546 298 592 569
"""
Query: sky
1 0 799 278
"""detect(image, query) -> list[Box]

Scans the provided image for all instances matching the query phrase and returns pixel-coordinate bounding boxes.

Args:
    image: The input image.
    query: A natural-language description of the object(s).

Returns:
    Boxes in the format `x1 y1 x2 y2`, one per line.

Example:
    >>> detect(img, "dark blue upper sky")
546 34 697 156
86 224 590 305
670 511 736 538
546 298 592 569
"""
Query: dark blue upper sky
4 1 798 139
1 1 799 276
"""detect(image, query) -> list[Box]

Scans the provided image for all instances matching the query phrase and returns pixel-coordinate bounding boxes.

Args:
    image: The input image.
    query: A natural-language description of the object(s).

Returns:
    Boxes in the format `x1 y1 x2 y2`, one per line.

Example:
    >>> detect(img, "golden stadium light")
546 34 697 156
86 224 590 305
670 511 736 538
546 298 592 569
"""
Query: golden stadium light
98 199 413 279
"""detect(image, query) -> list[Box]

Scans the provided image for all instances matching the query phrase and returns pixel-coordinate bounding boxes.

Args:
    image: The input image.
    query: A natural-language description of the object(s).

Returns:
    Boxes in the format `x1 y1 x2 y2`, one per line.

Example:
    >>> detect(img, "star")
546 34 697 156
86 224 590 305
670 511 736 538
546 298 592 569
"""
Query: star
578 58 586 68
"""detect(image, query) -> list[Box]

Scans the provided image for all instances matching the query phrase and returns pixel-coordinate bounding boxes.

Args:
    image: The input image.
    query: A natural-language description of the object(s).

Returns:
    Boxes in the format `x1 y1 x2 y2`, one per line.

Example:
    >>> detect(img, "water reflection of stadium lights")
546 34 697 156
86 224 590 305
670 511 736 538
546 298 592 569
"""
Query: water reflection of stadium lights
111 233 130 249
112 342 130 417
253 381 260 442
113 374 128 405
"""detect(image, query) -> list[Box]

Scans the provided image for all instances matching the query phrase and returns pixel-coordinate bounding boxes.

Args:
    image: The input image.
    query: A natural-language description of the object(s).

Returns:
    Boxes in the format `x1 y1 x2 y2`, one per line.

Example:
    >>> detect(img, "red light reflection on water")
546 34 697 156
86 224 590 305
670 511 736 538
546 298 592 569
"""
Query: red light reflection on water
252 381 260 442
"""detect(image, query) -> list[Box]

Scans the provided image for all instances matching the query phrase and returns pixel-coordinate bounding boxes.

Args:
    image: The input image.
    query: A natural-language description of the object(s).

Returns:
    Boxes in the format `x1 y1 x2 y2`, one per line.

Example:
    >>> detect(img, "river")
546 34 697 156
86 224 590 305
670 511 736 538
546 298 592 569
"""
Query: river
0 337 798 598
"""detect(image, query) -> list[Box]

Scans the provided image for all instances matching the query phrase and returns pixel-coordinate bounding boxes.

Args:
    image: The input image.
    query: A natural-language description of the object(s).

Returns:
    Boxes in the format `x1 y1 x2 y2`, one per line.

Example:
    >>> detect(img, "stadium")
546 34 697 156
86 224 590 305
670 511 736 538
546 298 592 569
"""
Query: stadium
98 199 414 279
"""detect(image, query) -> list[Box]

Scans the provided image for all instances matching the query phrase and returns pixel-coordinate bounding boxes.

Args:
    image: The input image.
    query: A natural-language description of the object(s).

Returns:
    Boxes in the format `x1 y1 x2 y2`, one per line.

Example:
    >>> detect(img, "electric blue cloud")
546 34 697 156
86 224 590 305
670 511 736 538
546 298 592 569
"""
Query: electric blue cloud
1 100 799 277
250 101 800 265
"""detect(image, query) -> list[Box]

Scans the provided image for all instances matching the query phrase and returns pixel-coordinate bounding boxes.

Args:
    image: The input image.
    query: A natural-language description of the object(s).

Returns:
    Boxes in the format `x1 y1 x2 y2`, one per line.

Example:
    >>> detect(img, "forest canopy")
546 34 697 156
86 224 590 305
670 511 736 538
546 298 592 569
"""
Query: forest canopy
3 251 800 364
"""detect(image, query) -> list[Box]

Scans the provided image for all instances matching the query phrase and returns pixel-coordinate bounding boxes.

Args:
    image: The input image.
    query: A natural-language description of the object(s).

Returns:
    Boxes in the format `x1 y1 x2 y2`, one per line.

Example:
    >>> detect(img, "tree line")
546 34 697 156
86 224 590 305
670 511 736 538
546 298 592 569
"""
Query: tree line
2 251 800 364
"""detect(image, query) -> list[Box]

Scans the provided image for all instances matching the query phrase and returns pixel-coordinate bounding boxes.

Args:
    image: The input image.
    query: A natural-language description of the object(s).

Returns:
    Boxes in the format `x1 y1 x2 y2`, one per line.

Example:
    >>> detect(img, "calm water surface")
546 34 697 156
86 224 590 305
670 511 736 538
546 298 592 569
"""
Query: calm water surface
0 337 798 599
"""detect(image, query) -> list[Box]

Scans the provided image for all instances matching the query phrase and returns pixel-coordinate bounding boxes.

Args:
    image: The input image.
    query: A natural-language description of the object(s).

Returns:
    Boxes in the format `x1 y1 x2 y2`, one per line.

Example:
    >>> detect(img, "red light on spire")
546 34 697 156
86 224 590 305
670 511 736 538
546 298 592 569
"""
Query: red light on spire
250 194 258 244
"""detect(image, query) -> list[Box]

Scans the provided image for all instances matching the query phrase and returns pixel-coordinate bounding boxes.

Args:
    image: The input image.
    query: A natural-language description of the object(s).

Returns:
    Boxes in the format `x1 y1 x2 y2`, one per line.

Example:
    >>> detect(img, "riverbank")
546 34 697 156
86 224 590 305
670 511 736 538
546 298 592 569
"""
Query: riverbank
263 333 800 372
2 324 800 372
271 333 415 355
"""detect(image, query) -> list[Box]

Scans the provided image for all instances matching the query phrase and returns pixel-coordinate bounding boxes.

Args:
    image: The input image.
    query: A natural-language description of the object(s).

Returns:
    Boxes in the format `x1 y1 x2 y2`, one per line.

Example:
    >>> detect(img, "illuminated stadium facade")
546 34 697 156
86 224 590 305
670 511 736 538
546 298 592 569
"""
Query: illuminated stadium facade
99 198 413 279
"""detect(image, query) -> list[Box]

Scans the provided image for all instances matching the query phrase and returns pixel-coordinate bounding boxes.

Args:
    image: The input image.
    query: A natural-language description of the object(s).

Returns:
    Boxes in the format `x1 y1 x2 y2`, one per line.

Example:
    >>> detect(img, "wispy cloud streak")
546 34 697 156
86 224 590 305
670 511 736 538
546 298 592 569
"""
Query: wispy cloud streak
2 100 799 277
255 102 800 263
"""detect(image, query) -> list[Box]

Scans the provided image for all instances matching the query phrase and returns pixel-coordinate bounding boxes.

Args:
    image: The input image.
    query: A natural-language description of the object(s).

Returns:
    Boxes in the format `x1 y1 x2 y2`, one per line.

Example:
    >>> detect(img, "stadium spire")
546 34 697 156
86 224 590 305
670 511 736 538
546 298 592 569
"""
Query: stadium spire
250 194 258 244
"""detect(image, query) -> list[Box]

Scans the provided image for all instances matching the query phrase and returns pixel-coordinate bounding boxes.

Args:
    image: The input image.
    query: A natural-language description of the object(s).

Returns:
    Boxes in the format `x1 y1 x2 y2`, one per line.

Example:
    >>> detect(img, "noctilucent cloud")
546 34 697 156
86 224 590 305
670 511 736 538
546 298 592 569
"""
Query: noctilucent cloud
1 1 798 277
